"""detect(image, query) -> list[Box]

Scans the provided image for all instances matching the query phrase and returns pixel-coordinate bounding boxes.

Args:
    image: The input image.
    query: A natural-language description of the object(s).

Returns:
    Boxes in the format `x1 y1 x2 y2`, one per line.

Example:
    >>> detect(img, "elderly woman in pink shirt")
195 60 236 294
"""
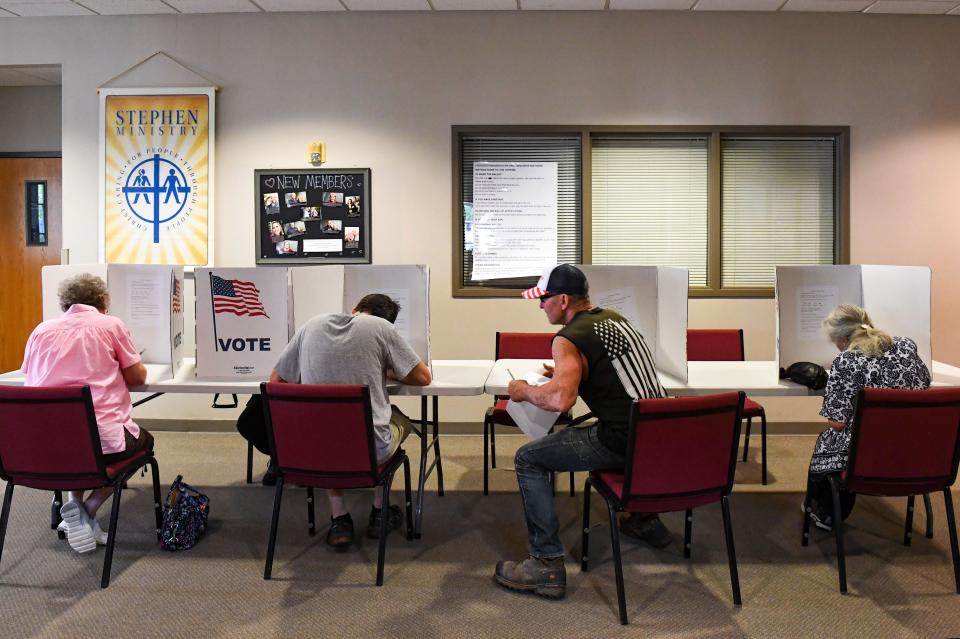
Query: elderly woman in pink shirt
21 273 151 554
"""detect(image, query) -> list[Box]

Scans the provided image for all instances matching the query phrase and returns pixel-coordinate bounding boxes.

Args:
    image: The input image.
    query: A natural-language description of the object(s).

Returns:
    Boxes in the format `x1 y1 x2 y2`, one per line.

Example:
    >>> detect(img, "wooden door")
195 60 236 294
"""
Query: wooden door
0 157 61 371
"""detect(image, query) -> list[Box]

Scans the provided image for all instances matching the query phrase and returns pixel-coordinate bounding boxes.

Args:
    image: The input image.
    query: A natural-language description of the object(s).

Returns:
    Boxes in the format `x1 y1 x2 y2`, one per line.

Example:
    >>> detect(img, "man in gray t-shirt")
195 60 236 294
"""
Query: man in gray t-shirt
270 293 431 547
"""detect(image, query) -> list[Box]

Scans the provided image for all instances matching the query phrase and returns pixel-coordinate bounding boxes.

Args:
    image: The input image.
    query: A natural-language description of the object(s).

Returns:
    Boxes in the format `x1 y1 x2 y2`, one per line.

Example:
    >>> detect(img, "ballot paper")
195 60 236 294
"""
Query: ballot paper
506 372 561 441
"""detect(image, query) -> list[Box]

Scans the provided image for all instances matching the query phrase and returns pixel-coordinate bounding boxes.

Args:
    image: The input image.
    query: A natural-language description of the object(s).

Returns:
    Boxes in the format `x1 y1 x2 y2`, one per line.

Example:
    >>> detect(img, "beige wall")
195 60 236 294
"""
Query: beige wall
0 11 957 422
0 86 60 152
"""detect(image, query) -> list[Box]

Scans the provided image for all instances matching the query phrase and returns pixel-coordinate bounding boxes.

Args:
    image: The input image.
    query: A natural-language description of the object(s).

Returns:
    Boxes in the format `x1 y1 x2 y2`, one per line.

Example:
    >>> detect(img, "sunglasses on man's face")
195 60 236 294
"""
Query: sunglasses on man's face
539 294 558 303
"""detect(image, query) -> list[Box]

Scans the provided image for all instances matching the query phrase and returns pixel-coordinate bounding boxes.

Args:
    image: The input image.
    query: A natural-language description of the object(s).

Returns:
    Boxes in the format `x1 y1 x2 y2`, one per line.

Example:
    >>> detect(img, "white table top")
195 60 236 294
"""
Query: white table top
0 358 495 397
485 359 809 397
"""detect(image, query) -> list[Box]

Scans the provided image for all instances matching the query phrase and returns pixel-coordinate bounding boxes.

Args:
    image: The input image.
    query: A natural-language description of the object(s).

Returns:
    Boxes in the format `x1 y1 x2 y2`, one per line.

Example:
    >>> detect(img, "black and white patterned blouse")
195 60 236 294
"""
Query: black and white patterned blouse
809 336 931 476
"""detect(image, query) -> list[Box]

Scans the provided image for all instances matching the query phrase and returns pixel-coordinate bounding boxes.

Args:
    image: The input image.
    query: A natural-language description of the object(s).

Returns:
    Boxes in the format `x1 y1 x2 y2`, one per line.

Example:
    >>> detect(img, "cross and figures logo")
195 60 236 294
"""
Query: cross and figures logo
117 151 195 243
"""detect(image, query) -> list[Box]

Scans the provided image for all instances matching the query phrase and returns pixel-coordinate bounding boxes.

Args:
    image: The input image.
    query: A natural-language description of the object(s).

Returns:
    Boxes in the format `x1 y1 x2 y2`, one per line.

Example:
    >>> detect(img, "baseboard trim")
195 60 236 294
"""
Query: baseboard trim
138 418 827 436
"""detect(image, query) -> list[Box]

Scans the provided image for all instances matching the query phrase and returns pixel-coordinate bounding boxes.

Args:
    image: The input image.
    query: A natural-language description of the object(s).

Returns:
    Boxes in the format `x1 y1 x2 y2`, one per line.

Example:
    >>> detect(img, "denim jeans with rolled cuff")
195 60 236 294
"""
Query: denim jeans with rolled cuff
515 424 624 559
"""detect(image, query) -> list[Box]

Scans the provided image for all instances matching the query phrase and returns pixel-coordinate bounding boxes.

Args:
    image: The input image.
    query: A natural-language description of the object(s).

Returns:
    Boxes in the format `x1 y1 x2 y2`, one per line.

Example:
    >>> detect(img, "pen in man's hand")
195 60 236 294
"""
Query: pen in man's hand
507 369 515 380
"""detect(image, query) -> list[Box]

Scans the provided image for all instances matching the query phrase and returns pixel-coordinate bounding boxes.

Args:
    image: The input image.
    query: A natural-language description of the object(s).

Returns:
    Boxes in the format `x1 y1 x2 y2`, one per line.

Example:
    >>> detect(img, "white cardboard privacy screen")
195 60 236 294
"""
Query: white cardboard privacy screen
861 265 932 370
290 265 345 330
656 267 690 382
342 265 431 366
195 267 292 380
42 264 108 321
776 265 932 371
577 265 689 382
289 264 432 366
41 264 183 378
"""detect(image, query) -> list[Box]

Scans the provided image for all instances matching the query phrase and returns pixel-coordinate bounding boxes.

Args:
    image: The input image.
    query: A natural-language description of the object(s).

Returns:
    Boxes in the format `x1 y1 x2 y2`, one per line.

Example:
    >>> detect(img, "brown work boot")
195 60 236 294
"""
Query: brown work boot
494 555 566 599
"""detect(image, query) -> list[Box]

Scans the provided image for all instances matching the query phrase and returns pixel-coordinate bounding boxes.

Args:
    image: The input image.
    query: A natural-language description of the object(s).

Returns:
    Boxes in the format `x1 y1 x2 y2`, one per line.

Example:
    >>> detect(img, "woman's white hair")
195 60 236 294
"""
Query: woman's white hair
822 304 893 357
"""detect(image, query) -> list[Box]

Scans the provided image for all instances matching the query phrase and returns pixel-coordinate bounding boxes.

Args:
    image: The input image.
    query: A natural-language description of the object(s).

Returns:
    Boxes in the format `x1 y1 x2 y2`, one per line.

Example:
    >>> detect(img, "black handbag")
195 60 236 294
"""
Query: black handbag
160 475 210 551
779 362 828 391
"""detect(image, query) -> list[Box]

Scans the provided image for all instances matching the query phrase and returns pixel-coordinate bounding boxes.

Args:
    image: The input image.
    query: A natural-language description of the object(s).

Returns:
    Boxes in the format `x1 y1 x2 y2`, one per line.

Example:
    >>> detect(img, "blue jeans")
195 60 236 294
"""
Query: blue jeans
515 424 624 559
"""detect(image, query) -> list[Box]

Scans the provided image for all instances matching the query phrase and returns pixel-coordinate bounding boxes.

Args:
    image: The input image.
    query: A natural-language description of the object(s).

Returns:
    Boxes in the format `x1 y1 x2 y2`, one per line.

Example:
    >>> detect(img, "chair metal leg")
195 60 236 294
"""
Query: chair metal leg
569 472 575 497
606 499 628 625
904 495 916 547
0 482 14 566
684 509 693 559
742 418 752 463
264 477 285 580
581 479 592 572
403 456 413 541
943 486 960 594
101 483 124 588
924 493 935 539
483 418 490 496
306 487 316 537
376 475 395 586
51 489 63 531
801 492 812 547
828 475 847 593
148 457 163 541
432 395 444 497
760 411 768 485
721 496 742 606
246 440 254 484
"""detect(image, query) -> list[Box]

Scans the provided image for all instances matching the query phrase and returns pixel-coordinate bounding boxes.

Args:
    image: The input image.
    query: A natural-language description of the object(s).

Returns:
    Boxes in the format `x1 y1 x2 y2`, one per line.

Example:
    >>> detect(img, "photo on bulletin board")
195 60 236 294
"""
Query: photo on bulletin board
255 168 371 264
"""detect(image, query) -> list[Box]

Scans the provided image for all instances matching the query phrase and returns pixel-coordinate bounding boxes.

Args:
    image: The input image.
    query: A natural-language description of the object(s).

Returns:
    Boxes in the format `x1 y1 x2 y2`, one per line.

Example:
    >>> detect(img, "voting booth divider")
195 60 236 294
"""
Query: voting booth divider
577 265 689 382
776 265 932 371
290 264 431 366
194 267 293 381
42 264 186 380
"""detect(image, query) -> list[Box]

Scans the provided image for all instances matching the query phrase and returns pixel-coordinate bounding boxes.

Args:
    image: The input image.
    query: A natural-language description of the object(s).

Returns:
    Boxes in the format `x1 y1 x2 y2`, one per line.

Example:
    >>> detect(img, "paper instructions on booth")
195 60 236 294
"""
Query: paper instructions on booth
593 287 644 335
797 286 839 341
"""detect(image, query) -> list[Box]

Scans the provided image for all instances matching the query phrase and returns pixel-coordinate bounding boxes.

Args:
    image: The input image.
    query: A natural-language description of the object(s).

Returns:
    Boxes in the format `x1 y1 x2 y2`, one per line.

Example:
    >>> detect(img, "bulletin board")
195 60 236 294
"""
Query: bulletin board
255 168 371 265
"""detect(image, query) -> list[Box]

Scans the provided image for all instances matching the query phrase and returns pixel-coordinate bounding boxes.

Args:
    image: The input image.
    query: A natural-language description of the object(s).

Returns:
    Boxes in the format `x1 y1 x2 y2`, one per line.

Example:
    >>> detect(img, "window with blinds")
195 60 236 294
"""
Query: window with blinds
454 126 846 297
721 137 836 289
591 136 709 287
458 134 582 292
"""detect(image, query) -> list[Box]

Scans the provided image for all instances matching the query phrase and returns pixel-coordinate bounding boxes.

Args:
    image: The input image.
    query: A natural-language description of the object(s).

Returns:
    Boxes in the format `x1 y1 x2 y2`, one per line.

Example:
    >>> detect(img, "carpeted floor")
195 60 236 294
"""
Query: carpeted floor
1 432 958 638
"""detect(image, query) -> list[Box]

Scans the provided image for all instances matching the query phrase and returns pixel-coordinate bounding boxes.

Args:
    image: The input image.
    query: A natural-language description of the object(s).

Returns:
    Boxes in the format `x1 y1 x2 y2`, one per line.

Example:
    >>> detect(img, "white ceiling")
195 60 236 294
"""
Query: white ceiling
0 0 958 16
0 0 955 84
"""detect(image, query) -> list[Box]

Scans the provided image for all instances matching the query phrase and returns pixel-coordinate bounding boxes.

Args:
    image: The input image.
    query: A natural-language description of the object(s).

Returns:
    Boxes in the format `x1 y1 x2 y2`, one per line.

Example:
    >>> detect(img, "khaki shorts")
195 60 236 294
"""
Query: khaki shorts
378 405 413 463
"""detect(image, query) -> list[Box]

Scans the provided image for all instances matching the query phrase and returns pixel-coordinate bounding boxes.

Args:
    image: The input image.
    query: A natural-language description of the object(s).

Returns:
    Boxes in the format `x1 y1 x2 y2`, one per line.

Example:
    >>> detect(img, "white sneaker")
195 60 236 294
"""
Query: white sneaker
57 517 109 545
59 500 97 553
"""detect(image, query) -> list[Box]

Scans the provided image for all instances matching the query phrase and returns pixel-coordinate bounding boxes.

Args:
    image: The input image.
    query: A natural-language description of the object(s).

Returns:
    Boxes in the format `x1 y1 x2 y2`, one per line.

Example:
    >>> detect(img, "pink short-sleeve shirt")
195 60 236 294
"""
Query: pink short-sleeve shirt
21 304 142 454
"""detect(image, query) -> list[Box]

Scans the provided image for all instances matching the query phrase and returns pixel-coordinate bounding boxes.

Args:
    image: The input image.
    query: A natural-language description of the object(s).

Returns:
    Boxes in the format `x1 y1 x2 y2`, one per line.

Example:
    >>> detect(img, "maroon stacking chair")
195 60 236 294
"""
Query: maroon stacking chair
484 331 574 496
581 392 745 624
687 329 769 484
260 382 413 586
0 385 162 589
801 387 960 594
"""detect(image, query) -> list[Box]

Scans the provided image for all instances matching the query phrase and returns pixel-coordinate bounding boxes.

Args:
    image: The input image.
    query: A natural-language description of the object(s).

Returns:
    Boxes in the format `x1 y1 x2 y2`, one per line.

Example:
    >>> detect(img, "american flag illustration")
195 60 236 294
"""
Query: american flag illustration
211 275 269 318
171 278 182 314
593 318 665 401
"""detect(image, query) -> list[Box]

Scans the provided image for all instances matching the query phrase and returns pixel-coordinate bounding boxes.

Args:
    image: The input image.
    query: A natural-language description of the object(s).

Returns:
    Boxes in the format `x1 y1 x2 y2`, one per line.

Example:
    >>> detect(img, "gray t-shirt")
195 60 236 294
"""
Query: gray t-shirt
273 313 422 459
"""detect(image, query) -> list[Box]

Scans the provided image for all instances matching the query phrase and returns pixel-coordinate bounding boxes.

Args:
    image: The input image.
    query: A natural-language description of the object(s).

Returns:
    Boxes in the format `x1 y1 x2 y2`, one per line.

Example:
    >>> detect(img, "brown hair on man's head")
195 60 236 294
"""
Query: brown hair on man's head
354 293 401 323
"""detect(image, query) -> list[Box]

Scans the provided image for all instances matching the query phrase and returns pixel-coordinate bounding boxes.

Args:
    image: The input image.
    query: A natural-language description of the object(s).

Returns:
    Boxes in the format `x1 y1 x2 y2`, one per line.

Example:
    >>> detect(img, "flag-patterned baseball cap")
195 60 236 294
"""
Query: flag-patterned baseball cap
521 264 589 299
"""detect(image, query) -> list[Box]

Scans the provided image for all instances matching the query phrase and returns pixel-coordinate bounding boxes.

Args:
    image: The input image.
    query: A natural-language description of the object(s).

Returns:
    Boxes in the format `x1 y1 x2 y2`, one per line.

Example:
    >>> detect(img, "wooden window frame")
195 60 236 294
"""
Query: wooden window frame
453 125 849 299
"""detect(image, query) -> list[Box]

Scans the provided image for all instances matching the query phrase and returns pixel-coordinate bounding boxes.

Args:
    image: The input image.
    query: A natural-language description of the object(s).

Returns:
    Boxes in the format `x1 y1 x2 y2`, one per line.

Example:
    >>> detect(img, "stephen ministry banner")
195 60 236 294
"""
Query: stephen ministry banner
99 88 215 266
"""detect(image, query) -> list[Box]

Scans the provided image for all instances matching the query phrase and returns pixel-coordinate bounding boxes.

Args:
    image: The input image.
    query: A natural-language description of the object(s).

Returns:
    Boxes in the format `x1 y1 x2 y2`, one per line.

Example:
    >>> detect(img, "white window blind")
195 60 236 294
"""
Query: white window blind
460 135 581 289
721 138 836 288
591 136 708 287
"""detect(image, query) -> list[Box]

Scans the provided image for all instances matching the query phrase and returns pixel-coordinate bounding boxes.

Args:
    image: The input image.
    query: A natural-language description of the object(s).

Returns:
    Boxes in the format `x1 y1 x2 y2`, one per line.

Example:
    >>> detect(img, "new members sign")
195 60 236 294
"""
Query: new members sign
99 88 215 266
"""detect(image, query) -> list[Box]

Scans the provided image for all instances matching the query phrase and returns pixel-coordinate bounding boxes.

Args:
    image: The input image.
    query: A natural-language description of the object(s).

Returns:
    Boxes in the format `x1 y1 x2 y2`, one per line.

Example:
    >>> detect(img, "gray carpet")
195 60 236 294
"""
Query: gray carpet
1 432 958 638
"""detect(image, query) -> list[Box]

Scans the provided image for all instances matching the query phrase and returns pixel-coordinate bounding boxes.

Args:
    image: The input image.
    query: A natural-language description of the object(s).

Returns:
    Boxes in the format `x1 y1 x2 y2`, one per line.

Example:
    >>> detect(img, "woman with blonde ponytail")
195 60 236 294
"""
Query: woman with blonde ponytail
804 304 930 531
